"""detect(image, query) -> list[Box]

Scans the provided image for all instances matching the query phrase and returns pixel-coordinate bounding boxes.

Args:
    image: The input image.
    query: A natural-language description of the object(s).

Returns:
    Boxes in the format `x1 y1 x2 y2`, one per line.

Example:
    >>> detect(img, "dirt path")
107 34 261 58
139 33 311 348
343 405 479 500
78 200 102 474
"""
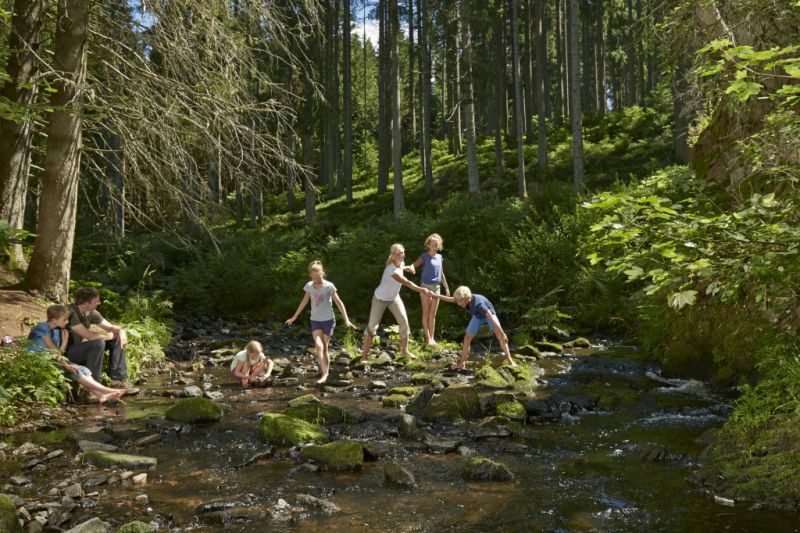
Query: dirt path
0 267 48 339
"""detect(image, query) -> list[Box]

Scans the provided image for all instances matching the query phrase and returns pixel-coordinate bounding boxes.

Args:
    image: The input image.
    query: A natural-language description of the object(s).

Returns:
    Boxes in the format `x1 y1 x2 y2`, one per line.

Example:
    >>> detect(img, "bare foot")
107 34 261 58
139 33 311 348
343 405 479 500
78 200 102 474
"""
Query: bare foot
315 374 329 384
507 360 519 367
97 391 123 404
450 363 466 370
406 353 417 360
426 340 437 346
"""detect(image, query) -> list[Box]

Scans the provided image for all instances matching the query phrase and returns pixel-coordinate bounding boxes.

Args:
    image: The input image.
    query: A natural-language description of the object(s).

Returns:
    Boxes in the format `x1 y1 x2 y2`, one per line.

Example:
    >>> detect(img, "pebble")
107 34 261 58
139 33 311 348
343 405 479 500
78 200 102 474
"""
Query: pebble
132 473 148 485
135 494 149 505
120 471 134 481
63 483 83 498
10 475 33 486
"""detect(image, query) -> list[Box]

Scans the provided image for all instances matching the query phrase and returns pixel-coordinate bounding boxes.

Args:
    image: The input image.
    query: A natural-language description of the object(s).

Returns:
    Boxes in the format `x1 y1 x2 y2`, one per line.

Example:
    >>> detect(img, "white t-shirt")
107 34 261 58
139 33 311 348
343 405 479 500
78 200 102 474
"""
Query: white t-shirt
374 263 404 301
304 280 337 321
230 350 266 371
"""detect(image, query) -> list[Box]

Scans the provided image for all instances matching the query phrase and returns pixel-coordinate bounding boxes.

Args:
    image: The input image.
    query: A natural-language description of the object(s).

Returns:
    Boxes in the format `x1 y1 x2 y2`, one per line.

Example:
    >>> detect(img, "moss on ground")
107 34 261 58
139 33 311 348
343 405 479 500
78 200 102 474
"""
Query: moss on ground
0 495 21 533
495 399 527 421
165 397 223 423
474 365 511 389
299 440 364 471
286 403 348 425
259 413 326 445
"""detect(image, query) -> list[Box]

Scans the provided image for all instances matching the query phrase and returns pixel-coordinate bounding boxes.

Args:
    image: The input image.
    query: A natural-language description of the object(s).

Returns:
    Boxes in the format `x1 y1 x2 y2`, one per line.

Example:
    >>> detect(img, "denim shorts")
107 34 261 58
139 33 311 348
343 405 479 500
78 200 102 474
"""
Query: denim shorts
466 316 496 336
311 319 336 336
64 364 92 382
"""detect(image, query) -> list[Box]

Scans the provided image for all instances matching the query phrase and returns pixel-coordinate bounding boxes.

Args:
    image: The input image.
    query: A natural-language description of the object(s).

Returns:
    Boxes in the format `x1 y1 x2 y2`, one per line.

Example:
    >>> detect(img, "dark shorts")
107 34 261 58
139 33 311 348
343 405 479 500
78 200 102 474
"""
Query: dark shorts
311 319 336 336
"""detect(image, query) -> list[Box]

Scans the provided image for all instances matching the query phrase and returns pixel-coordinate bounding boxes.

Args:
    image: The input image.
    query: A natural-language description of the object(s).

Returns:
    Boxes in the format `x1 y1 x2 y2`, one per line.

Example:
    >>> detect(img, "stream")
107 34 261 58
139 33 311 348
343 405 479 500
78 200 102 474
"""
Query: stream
2 327 799 532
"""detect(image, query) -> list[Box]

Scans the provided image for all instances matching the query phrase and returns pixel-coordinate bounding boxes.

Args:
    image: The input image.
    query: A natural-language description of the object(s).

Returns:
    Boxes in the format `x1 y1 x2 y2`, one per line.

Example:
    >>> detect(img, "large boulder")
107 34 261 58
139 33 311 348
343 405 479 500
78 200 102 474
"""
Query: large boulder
286 403 349 425
463 457 514 481
0 494 22 533
474 366 511 389
419 384 481 423
64 518 112 532
165 398 223 423
259 413 326 446
383 462 417 488
298 440 364 471
495 400 527 421
117 521 156 533
82 450 157 468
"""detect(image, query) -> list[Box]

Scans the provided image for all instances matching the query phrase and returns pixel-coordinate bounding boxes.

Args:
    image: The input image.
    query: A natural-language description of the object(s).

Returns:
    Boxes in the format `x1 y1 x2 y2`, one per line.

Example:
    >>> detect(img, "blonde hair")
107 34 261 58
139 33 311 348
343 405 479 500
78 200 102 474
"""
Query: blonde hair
425 233 443 251
308 260 326 277
386 243 405 265
453 286 472 302
245 340 263 355
47 304 69 321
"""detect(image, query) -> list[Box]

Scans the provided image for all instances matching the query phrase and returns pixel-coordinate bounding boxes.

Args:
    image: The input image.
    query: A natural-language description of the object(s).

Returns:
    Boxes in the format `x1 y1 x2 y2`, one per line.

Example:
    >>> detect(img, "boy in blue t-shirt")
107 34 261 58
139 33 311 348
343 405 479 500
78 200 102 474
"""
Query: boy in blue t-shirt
27 305 125 404
433 286 517 369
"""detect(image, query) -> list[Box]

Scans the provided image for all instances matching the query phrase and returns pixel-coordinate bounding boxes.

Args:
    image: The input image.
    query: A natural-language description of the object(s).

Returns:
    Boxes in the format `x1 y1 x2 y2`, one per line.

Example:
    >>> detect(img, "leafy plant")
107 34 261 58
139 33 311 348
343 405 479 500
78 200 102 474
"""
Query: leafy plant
0 348 68 426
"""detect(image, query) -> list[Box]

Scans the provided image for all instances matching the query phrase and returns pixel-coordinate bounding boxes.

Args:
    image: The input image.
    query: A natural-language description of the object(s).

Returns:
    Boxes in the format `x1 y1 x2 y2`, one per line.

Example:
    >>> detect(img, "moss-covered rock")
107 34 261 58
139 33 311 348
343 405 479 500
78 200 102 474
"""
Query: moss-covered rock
534 341 563 353
584 382 640 409
286 403 348 425
117 521 157 533
0 494 21 533
381 394 411 408
259 413 326 446
420 384 481 423
387 386 420 397
463 457 514 481
502 363 540 382
165 397 223 423
299 440 364 471
82 450 157 468
410 373 442 387
567 337 591 348
287 394 320 408
404 359 429 372
495 400 527 421
474 365 512 389
515 345 542 358
383 462 417 488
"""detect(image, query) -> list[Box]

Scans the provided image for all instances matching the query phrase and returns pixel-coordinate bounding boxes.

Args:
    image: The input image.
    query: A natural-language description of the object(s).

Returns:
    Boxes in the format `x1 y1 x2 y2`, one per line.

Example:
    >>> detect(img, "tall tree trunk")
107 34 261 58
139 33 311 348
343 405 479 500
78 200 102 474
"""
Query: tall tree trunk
493 2 505 180
303 67 316 222
377 0 390 193
419 0 434 192
535 0 548 170
567 0 583 192
673 56 691 165
0 0 46 269
24 0 89 302
447 3 462 154
332 0 341 197
596 0 605 115
554 0 565 124
626 0 635 106
460 0 480 197
209 136 222 204
343 0 353 202
104 128 124 237
511 0 526 198
407 0 416 141
390 0 405 216
286 132 297 211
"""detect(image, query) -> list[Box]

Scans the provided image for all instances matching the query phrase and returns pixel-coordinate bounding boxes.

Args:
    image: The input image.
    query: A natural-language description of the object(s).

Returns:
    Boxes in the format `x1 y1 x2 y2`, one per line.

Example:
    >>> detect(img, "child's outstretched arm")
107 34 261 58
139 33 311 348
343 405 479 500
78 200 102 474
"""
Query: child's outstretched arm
332 292 356 329
440 267 450 296
433 293 456 303
285 293 310 325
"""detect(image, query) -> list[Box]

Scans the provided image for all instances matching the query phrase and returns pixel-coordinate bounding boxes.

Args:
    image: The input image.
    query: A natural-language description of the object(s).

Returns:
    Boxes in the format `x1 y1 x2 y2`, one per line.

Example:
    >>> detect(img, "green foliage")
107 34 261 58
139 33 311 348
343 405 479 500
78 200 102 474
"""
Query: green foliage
0 348 67 426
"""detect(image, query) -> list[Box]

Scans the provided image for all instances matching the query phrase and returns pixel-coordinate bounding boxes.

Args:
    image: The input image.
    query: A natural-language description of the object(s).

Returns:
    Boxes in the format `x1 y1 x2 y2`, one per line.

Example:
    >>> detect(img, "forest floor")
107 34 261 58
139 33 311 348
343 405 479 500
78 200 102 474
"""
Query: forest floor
0 266 48 340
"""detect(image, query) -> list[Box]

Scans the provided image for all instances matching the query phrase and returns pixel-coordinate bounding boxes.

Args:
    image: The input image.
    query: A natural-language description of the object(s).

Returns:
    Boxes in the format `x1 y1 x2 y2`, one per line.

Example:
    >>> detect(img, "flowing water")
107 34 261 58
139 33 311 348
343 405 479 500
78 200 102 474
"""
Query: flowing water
4 345 799 532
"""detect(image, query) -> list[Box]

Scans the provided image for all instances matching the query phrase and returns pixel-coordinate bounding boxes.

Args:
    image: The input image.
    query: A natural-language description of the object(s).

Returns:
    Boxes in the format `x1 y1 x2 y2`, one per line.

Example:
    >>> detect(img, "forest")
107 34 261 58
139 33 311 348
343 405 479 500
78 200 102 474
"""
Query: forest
1 0 800 529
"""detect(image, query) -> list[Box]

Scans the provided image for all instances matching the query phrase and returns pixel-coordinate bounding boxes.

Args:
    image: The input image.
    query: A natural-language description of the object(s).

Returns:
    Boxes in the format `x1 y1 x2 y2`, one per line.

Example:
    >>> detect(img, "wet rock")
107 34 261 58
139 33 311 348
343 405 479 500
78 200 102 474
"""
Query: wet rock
81 475 108 487
295 494 341 515
370 380 387 389
533 341 563 354
474 366 511 389
640 444 669 461
472 426 512 439
299 440 364 471
495 400 527 421
418 384 481 423
286 394 318 409
478 391 516 413
204 391 224 401
515 345 542 358
0 494 22 533
78 441 118 452
182 385 204 398
409 373 443 388
268 498 302 521
259 413 327 446
383 462 417 488
64 517 112 532
397 414 420 439
334 356 352 366
64 484 83 499
132 473 148 485
165 397 224 423
10 476 32 486
425 436 463 454
463 457 515 482
44 450 64 461
135 494 149 505
82 451 157 469
381 394 411 408
24 458 43 469
565 337 592 348
132 434 161 447
117 520 156 533
13 443 39 456
286 402 349 425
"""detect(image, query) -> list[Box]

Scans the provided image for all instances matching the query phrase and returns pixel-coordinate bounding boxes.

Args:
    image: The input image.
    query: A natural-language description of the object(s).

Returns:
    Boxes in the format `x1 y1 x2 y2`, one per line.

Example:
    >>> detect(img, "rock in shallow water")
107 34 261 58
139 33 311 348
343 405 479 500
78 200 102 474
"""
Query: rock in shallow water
462 456 514 482
383 462 417 488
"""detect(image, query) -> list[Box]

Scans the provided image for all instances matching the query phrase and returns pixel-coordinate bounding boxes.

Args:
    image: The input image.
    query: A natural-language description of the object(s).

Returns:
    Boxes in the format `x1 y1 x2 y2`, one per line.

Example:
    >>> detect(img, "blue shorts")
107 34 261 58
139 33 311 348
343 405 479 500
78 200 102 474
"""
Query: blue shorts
64 364 92 382
311 319 336 337
466 316 496 336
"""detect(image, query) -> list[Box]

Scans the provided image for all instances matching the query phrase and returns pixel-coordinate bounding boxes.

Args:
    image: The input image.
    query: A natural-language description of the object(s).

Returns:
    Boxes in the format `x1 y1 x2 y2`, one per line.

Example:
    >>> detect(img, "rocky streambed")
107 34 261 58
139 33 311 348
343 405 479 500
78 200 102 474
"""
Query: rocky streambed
2 320 799 532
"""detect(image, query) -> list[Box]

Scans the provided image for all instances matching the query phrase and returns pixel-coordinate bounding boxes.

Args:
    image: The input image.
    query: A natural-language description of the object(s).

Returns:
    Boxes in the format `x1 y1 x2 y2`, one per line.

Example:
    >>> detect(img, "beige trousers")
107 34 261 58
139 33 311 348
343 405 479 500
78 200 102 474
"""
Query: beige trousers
364 295 410 337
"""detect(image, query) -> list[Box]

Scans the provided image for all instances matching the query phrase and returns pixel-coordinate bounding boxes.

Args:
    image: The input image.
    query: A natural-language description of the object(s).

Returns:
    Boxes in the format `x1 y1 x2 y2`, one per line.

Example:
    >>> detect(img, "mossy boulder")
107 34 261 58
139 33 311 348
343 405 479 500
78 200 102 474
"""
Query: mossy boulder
298 440 364 471
567 337 591 348
495 400 527 421
117 521 156 533
404 359 429 372
474 365 512 389
286 403 349 425
420 384 481 423
501 363 539 382
381 394 412 408
82 450 157 468
287 394 320 408
259 413 327 446
383 462 417 488
387 386 420 397
463 457 514 481
0 494 21 533
534 341 563 353
585 382 640 409
165 398 223 423
515 345 542 358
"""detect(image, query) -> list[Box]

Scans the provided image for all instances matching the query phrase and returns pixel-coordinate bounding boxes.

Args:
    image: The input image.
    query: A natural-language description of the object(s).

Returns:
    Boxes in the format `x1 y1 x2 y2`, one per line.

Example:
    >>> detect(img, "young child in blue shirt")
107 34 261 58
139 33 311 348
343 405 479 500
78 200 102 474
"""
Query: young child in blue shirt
411 233 450 346
27 305 126 404
433 286 517 369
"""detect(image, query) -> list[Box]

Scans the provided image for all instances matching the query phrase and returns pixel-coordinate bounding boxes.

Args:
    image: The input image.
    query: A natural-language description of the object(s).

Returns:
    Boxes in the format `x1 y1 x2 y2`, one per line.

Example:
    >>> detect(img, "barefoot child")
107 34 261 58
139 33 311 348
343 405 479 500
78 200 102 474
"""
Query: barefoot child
433 286 517 369
286 261 355 384
231 340 274 387
411 233 450 345
27 305 126 404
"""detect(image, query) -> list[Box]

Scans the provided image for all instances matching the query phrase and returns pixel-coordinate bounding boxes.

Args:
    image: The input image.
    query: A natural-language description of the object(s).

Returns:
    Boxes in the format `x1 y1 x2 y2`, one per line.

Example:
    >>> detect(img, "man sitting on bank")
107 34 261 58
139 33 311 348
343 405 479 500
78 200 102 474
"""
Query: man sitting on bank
66 286 139 394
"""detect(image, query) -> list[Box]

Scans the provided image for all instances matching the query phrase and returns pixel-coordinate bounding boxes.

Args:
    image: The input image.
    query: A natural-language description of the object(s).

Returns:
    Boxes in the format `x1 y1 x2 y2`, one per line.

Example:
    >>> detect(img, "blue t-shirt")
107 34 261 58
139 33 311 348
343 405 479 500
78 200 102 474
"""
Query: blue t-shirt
467 294 495 320
418 252 443 285
27 322 62 352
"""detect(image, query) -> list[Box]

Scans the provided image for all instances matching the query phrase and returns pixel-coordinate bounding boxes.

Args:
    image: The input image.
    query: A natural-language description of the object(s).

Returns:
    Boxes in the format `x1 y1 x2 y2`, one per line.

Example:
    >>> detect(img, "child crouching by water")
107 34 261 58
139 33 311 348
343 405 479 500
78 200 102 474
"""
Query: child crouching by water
231 340 274 387
432 286 517 369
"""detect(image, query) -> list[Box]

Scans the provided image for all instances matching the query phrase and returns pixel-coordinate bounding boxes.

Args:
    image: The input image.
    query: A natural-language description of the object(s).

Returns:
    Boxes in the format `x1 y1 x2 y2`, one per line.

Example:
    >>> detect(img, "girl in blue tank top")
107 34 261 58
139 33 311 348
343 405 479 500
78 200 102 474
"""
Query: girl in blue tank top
412 233 450 345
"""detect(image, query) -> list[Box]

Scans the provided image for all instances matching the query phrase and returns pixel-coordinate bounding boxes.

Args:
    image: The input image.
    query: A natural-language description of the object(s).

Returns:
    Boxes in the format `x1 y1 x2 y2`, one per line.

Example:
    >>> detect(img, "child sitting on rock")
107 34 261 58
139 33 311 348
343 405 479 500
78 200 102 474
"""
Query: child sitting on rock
230 340 274 387
432 286 517 369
